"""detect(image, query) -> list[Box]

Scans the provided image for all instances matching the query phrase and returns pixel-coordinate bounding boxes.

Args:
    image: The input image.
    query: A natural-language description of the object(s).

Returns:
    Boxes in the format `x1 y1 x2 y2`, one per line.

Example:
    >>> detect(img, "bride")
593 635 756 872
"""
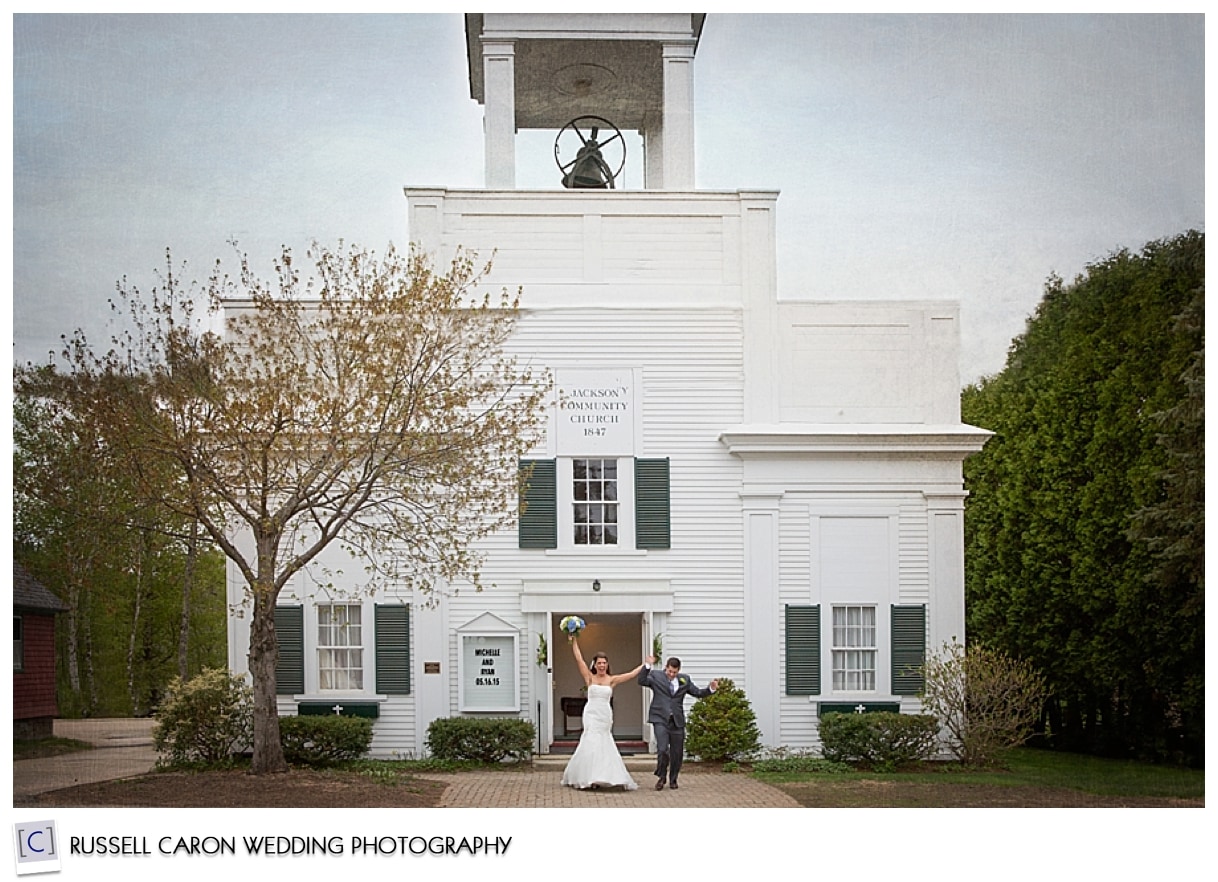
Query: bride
561 633 644 791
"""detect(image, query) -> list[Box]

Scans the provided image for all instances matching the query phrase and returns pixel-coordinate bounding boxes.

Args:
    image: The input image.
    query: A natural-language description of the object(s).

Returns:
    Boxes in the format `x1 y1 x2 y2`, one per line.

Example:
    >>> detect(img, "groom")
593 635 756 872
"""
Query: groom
638 656 718 791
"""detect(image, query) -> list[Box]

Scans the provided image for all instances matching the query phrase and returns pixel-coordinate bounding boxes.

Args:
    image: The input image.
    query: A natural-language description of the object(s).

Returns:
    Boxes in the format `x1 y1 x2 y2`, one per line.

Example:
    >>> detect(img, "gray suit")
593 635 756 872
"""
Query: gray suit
637 665 714 786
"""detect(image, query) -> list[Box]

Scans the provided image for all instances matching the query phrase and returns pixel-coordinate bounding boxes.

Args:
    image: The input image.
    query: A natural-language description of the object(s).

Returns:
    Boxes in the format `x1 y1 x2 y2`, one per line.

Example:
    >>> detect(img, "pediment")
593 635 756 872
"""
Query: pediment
456 611 519 634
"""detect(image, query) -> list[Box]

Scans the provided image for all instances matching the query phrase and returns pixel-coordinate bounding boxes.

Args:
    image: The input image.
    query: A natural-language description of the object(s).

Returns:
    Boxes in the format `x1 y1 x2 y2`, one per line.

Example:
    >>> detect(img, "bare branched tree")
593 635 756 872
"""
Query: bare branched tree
60 242 549 773
920 639 1047 766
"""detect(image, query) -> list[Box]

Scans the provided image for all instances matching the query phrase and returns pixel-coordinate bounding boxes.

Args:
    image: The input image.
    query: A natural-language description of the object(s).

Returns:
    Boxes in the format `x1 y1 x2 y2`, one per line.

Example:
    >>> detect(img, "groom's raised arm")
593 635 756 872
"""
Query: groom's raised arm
686 677 716 698
637 659 654 688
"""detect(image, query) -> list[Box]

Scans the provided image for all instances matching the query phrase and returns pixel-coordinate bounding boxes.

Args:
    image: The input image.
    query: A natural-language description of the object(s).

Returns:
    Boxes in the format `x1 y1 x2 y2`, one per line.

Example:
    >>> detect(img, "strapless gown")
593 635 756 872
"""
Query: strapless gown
560 683 638 790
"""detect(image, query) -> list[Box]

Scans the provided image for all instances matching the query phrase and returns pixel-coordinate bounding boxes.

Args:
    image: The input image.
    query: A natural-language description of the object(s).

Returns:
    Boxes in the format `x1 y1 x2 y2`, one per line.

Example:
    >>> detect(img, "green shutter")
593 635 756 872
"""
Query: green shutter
274 605 304 695
375 604 411 695
891 604 927 695
635 458 671 549
518 459 557 548
785 604 821 695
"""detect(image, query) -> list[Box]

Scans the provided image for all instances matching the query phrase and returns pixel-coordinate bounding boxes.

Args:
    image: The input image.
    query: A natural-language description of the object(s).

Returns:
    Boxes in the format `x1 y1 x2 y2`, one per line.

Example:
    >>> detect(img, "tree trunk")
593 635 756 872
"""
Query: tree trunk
178 520 198 680
248 582 288 774
126 537 145 714
65 579 81 695
82 601 98 716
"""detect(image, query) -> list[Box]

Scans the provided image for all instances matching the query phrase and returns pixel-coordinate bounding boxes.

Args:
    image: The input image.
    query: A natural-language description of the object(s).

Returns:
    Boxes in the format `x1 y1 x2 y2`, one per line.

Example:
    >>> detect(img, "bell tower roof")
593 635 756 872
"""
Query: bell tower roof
464 13 706 190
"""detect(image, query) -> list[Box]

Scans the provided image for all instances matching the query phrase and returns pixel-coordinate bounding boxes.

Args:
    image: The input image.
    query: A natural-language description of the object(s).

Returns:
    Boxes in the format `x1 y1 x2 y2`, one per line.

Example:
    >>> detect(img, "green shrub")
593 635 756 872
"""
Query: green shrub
818 711 939 771
153 668 252 767
425 717 534 763
280 715 374 766
686 678 762 762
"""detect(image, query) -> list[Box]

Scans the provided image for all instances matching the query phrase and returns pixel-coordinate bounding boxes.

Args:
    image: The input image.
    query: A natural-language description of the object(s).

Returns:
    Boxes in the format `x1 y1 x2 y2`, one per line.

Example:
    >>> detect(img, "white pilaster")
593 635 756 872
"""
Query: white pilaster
482 40 516 189
739 191 781 423
642 111 664 190
404 187 446 259
926 492 968 654
742 491 783 748
413 589 450 758
661 41 696 190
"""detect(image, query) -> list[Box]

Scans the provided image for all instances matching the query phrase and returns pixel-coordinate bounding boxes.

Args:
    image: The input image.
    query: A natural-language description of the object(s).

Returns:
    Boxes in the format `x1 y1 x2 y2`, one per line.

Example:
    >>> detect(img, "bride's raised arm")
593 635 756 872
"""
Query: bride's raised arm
608 660 646 687
570 634 593 686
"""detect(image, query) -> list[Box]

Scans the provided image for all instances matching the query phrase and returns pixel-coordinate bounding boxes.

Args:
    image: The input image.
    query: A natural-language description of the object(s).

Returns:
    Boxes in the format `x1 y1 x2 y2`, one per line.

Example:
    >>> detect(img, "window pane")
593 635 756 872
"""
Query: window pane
572 458 618 545
319 605 363 690
832 606 876 693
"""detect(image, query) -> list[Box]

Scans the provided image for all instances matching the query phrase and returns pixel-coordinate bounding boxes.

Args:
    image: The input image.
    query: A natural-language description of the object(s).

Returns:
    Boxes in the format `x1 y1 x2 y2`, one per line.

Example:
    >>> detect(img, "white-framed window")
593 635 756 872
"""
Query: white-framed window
572 458 619 545
832 605 876 692
553 457 635 549
317 604 363 690
14 615 24 672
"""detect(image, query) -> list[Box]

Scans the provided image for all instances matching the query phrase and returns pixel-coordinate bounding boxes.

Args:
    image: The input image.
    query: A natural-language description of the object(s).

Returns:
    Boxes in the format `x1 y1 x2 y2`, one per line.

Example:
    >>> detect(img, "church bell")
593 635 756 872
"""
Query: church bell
562 129 613 189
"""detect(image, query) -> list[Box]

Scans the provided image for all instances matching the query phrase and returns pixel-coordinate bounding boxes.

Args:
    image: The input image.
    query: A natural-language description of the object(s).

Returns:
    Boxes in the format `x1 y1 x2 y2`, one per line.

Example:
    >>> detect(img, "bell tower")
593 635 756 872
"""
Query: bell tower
465 13 705 189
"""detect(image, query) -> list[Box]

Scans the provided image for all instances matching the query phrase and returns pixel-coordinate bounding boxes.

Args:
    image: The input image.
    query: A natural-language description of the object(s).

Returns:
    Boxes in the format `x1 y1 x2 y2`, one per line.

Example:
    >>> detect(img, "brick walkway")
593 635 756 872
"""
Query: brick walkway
428 766 800 808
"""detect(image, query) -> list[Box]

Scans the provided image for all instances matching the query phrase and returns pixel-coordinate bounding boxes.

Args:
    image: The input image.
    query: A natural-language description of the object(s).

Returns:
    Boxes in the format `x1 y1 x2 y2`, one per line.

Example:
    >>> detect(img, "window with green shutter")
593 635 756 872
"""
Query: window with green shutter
785 604 821 695
375 604 411 695
518 459 557 548
891 604 927 695
634 457 671 549
274 605 304 695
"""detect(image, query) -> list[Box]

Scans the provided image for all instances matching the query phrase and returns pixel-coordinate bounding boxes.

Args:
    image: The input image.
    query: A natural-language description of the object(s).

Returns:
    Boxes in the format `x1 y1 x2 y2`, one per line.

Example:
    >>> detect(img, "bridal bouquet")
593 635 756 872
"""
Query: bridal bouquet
559 615 586 641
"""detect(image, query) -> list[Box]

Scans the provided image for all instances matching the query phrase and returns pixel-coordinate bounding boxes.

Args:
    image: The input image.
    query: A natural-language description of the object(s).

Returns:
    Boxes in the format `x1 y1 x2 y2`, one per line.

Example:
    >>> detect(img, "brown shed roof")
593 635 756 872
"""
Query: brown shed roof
13 563 69 613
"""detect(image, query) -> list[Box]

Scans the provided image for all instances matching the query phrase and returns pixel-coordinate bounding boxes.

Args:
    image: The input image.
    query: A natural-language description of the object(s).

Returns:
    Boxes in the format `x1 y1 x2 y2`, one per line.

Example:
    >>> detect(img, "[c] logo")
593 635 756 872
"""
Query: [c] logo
12 820 61 875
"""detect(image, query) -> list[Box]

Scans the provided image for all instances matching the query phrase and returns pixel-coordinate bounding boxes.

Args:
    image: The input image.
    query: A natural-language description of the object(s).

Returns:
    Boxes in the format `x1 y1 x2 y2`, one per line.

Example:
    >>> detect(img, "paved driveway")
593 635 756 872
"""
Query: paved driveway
13 718 158 800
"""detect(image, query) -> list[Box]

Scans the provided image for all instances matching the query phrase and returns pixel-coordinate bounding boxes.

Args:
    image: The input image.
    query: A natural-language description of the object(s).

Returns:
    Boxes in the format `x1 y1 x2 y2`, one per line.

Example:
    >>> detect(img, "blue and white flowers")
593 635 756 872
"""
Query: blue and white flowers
559 615 586 640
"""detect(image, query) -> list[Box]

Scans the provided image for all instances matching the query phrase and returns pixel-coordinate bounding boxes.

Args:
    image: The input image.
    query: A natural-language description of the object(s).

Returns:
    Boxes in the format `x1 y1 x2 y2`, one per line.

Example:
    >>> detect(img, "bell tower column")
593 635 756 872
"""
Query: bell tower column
661 40 696 190
482 39 516 189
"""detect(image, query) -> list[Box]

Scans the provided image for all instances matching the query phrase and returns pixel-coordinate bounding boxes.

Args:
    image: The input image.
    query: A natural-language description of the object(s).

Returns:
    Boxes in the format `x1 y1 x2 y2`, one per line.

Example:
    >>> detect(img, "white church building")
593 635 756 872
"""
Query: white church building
226 13 991 758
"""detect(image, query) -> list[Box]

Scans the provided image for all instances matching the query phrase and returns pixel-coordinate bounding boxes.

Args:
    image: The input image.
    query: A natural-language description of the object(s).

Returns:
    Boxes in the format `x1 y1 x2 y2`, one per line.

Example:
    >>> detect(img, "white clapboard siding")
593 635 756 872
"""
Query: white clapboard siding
462 305 750 696
769 491 940 748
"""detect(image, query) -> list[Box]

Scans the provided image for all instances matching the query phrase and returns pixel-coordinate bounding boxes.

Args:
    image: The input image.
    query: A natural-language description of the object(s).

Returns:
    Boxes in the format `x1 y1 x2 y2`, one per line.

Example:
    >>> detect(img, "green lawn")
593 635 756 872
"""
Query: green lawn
753 747 1204 802
1000 748 1204 799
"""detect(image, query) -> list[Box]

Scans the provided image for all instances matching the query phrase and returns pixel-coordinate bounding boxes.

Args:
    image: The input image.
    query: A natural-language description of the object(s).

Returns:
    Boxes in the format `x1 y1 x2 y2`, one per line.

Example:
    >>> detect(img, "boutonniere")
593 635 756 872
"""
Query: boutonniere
679 677 687 686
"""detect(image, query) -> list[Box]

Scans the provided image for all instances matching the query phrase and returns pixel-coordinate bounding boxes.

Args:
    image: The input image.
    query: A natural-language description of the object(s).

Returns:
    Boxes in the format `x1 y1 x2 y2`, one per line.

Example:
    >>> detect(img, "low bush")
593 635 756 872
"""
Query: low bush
425 717 534 763
920 639 1048 766
818 711 939 771
153 668 252 767
280 715 373 766
751 753 853 775
686 677 762 762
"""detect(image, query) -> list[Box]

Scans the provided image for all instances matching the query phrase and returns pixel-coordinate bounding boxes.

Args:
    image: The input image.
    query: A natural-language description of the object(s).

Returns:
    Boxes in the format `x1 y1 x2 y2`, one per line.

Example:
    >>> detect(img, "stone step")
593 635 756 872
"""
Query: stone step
532 753 658 771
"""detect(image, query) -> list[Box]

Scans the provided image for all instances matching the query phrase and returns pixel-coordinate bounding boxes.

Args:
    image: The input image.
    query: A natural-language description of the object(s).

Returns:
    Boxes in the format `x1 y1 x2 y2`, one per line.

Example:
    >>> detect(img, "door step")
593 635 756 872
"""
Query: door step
548 740 649 755
533 753 658 772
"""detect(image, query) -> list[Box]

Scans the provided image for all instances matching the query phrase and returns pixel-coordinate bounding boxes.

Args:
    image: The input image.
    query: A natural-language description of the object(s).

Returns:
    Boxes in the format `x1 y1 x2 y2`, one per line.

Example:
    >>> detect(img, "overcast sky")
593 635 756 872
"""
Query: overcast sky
11 13 1205 386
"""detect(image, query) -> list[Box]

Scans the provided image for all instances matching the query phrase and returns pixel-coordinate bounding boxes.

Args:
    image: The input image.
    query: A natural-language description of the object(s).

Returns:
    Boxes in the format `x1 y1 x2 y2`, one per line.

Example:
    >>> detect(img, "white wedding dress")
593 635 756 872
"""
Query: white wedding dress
561 683 638 790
